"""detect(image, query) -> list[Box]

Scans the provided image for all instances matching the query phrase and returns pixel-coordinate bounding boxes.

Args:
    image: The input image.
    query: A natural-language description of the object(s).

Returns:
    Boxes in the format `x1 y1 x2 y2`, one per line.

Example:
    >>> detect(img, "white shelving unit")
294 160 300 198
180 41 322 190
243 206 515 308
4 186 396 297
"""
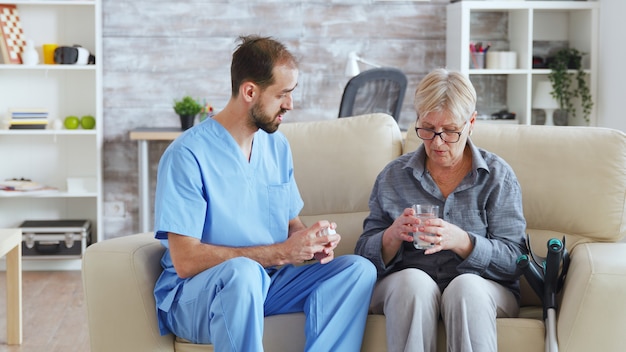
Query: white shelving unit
0 0 102 270
446 1 599 126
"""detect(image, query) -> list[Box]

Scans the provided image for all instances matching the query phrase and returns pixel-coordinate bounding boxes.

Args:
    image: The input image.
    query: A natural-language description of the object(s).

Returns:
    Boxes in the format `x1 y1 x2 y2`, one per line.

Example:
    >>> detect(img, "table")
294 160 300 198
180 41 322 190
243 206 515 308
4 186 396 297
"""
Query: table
0 228 22 345
129 127 182 233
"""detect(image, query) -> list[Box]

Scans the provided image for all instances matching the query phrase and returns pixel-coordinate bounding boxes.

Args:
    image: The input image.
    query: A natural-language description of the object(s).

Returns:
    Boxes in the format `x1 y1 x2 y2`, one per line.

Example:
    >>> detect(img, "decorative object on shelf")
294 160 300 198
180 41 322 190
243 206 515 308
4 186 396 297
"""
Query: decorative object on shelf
80 115 96 129
533 81 560 126
490 109 516 120
486 51 517 70
173 96 202 131
0 4 26 64
54 45 95 65
66 177 96 193
61 115 96 129
52 119 63 130
547 48 593 124
21 39 38 65
42 43 58 64
64 115 80 129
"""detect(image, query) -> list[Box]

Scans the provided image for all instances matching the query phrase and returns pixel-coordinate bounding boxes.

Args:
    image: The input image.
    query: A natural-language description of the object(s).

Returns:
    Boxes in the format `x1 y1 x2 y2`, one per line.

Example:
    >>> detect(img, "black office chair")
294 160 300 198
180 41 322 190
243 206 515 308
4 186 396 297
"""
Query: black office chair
338 67 408 122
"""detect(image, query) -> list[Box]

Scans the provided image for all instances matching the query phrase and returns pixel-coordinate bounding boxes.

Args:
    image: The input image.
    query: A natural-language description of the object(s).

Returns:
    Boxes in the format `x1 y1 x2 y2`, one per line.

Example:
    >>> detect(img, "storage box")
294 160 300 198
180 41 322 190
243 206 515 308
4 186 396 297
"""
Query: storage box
66 177 97 193
19 220 91 259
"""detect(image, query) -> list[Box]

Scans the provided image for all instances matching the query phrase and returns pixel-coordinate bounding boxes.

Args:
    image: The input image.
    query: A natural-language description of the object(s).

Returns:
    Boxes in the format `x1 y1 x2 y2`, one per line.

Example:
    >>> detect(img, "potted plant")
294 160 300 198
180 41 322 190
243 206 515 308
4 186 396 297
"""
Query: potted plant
173 96 202 130
547 48 593 124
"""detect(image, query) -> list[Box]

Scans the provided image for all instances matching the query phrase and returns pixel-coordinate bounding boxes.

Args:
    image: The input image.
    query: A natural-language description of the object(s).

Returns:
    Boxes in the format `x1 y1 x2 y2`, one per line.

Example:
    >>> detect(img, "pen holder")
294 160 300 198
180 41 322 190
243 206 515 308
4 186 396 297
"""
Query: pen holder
470 52 485 69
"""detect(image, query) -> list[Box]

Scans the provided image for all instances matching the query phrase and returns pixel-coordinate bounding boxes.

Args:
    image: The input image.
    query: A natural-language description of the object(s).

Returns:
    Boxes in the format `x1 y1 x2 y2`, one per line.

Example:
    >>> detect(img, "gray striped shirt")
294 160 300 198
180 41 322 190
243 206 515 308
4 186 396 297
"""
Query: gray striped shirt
355 139 527 299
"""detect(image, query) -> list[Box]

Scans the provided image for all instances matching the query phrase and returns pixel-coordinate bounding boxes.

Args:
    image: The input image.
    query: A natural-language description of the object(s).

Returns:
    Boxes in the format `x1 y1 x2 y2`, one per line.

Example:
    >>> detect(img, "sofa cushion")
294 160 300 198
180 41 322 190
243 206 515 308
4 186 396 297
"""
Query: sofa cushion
280 113 403 257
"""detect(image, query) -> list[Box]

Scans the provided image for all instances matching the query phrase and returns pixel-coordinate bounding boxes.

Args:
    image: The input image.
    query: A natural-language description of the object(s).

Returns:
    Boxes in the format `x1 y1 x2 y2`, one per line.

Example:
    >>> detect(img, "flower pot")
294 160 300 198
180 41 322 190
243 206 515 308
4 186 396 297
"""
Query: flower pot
179 114 195 131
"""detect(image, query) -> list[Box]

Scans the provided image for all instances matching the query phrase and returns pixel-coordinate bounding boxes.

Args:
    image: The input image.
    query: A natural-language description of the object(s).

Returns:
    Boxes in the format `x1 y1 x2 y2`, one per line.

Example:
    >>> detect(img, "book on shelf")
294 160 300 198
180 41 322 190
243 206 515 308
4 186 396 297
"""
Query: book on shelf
11 112 49 119
9 124 47 129
9 108 49 113
9 118 48 124
9 108 49 117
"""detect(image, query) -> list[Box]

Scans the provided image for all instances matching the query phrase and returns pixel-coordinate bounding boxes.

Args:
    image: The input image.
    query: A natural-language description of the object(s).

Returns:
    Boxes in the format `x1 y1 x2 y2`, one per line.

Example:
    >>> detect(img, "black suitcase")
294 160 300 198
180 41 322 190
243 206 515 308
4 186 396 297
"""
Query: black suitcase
19 220 91 258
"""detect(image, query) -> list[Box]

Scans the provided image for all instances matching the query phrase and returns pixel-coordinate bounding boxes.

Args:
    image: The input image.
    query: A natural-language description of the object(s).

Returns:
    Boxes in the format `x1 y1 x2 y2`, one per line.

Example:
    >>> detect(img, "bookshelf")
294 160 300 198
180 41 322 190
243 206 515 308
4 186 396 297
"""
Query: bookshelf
0 0 102 270
446 1 599 126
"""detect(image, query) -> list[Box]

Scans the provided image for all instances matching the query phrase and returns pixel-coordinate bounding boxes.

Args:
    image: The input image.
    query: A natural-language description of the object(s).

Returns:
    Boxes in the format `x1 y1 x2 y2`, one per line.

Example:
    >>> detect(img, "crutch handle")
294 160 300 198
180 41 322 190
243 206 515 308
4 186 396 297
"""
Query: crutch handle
517 254 544 303
544 238 563 314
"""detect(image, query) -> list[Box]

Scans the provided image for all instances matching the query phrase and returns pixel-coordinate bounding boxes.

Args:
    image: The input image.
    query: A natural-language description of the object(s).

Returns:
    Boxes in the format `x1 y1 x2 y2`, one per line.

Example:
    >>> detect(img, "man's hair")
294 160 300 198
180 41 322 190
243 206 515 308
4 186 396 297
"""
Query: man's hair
414 68 477 124
230 35 298 97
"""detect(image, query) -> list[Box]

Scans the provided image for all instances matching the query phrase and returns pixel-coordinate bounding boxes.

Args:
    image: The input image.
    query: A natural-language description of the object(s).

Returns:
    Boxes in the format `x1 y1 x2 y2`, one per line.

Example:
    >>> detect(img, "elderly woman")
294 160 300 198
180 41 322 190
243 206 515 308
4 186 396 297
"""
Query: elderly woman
355 68 527 352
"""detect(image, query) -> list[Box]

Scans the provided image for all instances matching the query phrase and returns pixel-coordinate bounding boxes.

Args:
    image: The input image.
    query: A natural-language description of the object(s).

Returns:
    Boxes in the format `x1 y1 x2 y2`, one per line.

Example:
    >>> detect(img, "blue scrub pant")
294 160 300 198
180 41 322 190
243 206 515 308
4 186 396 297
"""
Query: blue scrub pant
161 255 376 352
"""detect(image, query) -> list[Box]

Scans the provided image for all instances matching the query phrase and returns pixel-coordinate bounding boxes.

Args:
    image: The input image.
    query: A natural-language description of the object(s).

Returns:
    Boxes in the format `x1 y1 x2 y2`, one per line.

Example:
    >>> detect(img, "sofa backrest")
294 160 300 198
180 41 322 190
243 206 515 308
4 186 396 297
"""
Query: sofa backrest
280 113 404 257
405 122 626 251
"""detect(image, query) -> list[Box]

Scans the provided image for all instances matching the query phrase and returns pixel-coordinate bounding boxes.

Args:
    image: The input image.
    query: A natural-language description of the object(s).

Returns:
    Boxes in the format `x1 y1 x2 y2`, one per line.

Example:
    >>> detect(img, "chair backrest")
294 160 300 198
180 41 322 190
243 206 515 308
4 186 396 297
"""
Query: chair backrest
338 67 408 122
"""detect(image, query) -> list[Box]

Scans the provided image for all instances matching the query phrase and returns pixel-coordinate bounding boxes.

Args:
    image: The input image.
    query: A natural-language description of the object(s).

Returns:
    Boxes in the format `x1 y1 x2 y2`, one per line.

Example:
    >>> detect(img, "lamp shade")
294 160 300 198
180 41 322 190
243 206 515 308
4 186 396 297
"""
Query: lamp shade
533 81 560 110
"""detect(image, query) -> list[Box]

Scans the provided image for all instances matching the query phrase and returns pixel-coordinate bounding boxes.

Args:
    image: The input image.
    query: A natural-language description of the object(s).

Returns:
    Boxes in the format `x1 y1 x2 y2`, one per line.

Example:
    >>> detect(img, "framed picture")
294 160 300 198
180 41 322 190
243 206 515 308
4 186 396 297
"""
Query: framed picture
0 4 26 64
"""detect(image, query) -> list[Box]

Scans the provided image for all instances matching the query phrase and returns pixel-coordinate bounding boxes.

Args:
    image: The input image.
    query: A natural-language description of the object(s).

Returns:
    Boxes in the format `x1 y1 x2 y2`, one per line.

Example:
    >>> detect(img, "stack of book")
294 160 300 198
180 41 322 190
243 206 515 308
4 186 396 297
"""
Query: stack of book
8 108 49 129
0 178 57 196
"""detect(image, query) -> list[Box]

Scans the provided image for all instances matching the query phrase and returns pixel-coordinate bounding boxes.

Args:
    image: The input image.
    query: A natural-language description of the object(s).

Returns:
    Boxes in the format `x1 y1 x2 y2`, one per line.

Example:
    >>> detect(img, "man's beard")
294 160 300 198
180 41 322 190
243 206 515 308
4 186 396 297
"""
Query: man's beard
250 102 285 134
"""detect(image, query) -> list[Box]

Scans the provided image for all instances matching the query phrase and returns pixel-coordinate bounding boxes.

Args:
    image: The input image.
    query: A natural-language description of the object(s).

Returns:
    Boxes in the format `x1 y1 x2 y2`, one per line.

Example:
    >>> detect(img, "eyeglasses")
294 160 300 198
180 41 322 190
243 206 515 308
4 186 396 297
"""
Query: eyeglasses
415 121 469 143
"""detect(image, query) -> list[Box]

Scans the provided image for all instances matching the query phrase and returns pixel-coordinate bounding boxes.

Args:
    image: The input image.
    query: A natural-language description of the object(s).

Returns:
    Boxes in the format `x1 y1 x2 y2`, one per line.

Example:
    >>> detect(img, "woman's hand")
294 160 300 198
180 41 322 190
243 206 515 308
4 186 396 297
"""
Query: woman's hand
418 218 473 258
381 207 420 263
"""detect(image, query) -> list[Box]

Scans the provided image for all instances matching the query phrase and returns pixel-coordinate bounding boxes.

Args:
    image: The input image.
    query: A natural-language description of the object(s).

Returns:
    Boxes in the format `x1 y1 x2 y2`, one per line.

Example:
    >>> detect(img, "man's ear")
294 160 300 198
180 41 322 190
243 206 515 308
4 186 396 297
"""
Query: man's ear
240 82 257 103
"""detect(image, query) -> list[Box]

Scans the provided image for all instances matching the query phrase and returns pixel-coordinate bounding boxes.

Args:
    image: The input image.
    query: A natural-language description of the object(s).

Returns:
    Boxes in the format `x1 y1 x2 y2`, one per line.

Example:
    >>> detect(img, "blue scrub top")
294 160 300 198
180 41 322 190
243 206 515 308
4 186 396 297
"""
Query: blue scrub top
152 118 304 330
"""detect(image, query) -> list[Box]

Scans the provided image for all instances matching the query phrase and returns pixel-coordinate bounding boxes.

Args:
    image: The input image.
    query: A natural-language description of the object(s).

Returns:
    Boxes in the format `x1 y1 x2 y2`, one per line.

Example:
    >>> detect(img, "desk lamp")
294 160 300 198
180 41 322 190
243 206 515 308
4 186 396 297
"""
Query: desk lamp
533 81 560 126
345 51 381 77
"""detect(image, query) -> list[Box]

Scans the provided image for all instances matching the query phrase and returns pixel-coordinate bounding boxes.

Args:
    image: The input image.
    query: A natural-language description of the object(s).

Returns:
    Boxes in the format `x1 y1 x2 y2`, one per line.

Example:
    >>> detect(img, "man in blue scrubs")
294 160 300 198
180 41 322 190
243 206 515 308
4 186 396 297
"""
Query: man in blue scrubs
153 35 377 351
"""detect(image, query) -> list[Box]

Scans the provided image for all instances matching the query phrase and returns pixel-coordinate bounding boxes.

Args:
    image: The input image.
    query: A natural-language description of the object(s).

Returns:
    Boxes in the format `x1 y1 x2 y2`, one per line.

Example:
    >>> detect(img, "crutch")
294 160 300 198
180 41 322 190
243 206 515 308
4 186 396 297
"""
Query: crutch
516 237 569 352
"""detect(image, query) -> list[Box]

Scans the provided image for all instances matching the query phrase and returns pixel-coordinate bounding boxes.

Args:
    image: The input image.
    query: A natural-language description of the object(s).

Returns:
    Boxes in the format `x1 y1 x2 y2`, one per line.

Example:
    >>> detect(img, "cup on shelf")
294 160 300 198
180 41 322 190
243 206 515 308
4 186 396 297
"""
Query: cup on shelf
42 44 58 64
470 51 485 69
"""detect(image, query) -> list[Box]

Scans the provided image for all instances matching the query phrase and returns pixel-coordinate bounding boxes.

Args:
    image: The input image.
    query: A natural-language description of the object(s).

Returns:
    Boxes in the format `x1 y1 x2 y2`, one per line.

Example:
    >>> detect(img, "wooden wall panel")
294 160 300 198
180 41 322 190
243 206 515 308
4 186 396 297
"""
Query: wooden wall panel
100 0 477 238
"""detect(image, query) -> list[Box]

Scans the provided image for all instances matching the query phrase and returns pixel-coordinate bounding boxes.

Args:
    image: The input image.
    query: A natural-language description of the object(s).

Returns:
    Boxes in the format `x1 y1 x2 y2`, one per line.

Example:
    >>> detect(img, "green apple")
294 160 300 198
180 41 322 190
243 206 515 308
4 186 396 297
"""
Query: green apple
81 115 96 129
64 116 80 129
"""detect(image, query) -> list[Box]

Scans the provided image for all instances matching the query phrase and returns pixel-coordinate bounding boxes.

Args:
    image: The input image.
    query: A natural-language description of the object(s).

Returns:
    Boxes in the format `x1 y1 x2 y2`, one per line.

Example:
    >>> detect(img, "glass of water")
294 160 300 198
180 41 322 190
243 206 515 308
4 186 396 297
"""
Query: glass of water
412 204 439 249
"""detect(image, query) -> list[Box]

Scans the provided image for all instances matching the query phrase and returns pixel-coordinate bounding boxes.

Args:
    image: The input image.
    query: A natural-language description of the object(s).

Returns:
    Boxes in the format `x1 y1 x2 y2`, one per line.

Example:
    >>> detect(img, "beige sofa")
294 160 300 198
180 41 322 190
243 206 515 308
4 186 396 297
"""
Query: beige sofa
83 113 626 352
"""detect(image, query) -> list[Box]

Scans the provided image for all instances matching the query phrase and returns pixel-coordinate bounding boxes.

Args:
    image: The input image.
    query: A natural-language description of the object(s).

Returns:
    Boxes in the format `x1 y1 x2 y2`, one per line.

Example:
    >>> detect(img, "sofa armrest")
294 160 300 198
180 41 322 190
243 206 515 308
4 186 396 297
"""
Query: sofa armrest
557 242 626 351
82 233 174 352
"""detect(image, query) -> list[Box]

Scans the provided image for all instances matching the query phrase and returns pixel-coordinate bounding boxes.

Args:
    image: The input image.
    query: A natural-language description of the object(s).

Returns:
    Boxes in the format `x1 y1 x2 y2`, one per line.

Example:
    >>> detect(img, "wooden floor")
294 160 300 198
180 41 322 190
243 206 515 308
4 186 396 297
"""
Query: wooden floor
0 271 90 352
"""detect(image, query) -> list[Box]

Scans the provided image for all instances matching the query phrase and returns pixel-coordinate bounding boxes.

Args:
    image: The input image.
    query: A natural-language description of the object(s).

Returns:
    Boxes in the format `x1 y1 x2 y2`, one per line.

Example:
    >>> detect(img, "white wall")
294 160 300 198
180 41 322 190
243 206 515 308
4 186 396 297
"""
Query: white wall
598 0 626 132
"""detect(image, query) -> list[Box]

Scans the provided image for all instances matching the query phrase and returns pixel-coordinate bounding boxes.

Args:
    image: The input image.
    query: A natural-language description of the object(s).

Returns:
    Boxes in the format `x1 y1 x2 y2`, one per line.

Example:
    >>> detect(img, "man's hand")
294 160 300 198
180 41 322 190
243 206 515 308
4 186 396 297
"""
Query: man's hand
284 221 340 264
